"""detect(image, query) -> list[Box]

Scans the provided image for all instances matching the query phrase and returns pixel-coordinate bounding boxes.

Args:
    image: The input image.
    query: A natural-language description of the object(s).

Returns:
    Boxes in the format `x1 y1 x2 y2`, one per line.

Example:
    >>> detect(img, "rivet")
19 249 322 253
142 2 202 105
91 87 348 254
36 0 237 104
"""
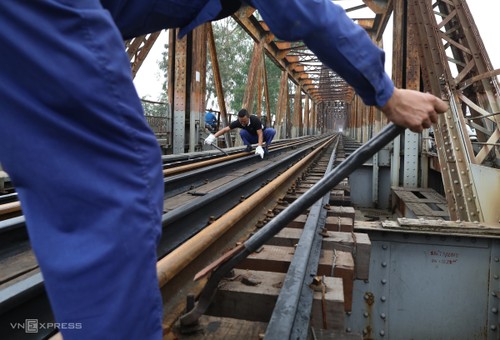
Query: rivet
381 279 387 285
381 296 387 302
495 258 499 262
492 291 497 297
363 312 369 318
363 329 368 335
491 325 497 331
380 330 385 336
380 313 386 319
346 327 352 333
494 275 499 279
492 308 498 314
382 262 387 267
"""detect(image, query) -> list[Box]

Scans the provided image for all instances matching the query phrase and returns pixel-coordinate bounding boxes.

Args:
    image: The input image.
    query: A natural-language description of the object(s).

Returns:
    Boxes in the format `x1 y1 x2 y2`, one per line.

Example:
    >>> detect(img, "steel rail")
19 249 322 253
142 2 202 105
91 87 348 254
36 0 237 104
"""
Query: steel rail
157 136 337 286
158 136 332 257
163 136 323 198
0 135 334 336
180 123 404 328
265 137 340 339
0 193 18 205
162 136 319 177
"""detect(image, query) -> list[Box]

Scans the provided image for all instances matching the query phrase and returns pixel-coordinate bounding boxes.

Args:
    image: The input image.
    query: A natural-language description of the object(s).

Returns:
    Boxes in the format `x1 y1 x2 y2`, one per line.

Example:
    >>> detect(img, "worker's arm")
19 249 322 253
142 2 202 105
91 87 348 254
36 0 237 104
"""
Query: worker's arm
256 129 263 147
214 126 231 138
248 0 448 132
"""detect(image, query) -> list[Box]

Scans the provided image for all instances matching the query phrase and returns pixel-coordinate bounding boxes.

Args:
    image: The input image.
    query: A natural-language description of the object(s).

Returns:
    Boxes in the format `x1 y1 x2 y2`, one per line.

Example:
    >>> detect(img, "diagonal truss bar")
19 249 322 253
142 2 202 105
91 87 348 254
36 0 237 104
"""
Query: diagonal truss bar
411 0 499 224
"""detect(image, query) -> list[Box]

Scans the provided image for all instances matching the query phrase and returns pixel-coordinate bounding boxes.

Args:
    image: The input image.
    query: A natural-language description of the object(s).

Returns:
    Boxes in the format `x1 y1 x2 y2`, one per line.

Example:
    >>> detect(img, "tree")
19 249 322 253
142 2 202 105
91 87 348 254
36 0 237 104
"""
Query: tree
140 20 281 122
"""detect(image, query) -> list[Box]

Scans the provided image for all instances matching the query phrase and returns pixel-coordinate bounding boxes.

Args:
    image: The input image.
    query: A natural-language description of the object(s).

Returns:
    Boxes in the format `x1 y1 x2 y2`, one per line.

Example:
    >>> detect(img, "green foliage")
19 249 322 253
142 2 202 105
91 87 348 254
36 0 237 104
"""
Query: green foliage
141 23 283 124
207 18 252 113
141 99 169 117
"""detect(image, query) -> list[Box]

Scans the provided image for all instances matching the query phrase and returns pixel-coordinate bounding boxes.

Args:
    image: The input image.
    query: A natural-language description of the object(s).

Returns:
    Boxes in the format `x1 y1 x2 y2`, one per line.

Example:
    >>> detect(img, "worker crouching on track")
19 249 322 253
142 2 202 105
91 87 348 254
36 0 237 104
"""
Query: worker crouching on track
0 0 447 339
204 109 276 158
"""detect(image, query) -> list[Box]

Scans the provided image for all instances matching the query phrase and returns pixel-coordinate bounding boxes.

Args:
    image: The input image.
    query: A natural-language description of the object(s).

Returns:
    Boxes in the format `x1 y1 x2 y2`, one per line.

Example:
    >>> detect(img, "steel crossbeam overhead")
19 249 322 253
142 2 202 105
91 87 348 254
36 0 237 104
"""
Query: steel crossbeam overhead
126 32 161 79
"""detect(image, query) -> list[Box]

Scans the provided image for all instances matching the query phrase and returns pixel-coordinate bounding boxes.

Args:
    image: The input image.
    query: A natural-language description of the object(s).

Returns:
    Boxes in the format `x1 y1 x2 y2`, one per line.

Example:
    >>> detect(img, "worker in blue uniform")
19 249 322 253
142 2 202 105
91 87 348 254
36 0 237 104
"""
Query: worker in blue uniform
205 111 218 132
0 0 448 339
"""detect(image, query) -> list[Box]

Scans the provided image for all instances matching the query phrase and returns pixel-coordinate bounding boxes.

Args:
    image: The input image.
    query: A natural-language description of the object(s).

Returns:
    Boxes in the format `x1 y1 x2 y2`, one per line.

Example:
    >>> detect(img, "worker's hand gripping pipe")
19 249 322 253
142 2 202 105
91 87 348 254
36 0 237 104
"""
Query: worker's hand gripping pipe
180 123 405 328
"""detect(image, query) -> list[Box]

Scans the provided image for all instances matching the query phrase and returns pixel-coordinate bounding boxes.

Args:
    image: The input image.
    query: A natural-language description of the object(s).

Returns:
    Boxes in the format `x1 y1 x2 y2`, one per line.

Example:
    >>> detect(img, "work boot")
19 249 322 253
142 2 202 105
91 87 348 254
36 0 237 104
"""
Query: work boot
264 146 269 155
244 145 252 152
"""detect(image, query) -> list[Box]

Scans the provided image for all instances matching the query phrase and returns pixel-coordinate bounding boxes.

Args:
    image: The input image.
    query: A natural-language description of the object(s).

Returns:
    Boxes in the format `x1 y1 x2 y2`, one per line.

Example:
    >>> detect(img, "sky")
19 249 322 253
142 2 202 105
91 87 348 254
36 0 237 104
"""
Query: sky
133 1 500 99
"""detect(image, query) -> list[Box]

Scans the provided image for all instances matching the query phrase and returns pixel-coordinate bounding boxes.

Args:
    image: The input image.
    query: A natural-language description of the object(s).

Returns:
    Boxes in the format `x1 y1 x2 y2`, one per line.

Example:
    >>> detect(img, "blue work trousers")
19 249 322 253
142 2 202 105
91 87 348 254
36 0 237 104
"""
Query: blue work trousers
0 1 167 339
239 129 276 148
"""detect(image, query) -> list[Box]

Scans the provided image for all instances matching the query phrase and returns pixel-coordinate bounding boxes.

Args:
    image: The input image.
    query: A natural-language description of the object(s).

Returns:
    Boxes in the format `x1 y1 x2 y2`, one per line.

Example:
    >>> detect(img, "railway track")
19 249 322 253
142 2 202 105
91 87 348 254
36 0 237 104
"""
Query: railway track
0 128 387 339
167 134 370 339
0 134 360 337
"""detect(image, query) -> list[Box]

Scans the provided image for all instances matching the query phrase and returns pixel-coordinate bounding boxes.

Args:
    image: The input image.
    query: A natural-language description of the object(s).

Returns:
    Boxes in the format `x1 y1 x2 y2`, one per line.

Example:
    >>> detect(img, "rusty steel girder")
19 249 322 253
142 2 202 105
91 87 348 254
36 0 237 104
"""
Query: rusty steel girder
411 0 500 224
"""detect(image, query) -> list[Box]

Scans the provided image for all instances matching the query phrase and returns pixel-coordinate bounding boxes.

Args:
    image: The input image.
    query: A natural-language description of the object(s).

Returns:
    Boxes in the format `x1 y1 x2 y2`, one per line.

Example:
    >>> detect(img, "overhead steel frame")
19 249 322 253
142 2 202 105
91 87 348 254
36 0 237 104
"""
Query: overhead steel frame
343 0 499 225
410 0 500 224
124 2 498 225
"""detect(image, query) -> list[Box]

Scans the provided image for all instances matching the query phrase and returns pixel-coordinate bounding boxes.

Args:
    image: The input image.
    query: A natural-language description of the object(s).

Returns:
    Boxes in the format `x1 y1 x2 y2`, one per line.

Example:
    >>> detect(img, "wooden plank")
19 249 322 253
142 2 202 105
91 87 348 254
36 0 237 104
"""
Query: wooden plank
310 277 345 331
206 269 283 322
352 233 370 280
322 232 371 280
326 206 356 220
286 214 307 228
325 216 353 232
269 227 303 247
236 246 334 276
269 228 370 280
207 270 345 328
334 251 354 311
